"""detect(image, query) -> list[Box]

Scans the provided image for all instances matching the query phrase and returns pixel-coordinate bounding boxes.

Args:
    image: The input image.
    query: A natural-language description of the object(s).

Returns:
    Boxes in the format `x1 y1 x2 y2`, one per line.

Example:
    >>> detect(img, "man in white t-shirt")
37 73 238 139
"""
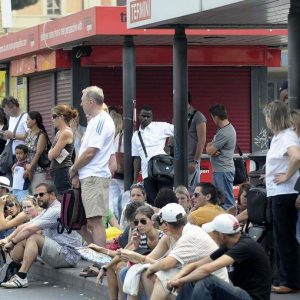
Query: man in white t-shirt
132 107 174 205
69 86 115 247
1 96 28 179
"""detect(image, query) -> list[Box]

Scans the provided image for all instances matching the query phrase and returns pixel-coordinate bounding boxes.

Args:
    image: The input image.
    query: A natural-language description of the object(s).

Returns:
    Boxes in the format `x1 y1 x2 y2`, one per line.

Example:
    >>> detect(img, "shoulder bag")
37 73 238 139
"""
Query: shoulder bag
35 131 51 168
233 144 248 185
0 113 25 174
138 131 174 183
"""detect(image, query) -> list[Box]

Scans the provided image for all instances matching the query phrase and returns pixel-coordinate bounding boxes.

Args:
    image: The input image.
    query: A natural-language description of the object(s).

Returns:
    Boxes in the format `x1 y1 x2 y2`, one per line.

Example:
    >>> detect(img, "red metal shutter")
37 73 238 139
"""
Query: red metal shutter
56 70 72 105
90 66 250 152
28 74 54 139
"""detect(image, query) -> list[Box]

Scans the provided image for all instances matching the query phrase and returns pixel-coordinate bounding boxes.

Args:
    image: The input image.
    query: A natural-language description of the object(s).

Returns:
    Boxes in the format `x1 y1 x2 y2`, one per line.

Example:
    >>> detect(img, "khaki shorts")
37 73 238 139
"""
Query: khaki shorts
80 176 110 218
41 237 74 268
155 267 182 294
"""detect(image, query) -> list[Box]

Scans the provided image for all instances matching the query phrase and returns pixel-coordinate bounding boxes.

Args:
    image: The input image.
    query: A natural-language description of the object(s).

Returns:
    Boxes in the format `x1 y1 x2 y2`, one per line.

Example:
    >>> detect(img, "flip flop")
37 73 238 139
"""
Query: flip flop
79 265 99 277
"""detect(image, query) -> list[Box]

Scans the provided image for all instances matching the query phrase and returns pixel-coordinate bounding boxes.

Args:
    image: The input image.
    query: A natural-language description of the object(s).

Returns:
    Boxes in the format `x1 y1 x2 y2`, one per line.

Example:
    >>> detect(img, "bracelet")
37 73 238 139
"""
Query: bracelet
11 239 17 246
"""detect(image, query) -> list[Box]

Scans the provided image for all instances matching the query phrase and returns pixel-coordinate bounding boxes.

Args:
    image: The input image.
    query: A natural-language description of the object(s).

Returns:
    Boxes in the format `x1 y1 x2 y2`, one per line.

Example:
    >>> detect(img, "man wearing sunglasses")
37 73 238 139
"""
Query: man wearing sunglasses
0 182 82 289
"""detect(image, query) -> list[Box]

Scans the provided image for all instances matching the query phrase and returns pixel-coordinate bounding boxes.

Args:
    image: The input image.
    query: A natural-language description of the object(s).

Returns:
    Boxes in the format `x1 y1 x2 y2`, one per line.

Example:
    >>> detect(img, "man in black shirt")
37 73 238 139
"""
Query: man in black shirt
168 214 271 300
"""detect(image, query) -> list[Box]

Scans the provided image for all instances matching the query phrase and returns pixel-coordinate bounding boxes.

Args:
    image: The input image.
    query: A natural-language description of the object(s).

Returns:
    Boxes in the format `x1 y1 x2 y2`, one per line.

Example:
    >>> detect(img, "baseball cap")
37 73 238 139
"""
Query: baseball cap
159 203 186 223
0 176 11 191
202 214 240 234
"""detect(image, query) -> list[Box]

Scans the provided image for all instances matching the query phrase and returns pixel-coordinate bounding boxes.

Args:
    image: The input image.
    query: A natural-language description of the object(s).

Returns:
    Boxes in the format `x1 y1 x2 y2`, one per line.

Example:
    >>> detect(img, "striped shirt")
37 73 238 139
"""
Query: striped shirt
30 200 82 265
139 230 164 250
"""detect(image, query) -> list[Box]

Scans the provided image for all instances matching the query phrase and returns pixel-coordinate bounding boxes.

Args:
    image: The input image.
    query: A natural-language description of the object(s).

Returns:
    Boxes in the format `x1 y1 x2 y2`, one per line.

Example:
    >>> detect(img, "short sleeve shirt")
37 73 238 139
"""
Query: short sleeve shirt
8 113 28 155
266 128 300 196
188 107 207 162
210 123 236 172
190 203 224 226
131 122 174 179
78 111 115 179
210 236 271 300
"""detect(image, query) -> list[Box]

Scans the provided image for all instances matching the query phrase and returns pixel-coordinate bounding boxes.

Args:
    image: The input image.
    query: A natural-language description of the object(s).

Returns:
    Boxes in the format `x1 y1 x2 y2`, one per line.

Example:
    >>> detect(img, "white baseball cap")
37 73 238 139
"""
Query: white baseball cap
159 203 186 223
0 176 11 191
202 214 240 234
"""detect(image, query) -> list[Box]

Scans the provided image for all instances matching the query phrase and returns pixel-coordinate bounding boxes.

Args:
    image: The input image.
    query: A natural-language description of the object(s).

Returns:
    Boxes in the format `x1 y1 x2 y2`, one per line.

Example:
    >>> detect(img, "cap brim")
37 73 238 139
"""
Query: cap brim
202 222 215 233
0 185 12 191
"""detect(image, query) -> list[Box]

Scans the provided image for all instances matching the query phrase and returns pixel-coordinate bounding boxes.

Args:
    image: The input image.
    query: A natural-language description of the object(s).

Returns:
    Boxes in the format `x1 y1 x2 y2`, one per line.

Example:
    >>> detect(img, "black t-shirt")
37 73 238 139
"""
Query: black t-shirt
210 235 271 300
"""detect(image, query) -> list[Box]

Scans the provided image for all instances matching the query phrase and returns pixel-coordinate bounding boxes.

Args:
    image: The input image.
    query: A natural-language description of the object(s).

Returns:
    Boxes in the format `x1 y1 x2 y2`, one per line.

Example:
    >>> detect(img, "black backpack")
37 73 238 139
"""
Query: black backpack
57 189 87 234
0 260 21 284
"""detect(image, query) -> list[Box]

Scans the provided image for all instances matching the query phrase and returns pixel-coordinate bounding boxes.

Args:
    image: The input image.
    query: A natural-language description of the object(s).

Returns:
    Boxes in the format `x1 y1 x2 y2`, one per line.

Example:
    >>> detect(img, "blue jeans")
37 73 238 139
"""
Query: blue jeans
176 275 251 300
297 211 300 244
12 189 29 203
119 266 148 300
188 163 201 191
213 172 235 209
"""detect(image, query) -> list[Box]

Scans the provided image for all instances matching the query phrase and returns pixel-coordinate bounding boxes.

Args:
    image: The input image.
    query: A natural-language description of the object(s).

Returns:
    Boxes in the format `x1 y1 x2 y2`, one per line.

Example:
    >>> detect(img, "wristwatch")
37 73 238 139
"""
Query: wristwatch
194 160 199 165
101 265 108 272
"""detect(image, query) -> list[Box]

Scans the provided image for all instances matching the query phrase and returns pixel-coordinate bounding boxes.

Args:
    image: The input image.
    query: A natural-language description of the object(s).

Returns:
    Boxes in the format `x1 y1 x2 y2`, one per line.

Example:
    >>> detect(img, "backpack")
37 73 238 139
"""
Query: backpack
57 189 87 234
0 260 20 284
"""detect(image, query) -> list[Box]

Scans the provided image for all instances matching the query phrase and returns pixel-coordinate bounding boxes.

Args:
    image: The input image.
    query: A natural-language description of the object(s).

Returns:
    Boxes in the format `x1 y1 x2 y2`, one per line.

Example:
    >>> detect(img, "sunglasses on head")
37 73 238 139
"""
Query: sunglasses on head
34 192 46 198
134 218 148 226
4 202 15 209
130 183 145 190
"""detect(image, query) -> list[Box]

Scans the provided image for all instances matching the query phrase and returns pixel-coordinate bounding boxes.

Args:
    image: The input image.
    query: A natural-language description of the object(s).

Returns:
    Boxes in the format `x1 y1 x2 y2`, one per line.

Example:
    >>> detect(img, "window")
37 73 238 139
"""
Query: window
47 0 61 15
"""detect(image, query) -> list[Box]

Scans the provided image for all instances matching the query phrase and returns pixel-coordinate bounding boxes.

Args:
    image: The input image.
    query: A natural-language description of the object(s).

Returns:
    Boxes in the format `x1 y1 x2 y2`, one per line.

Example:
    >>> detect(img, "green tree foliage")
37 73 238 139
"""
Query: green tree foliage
11 0 38 10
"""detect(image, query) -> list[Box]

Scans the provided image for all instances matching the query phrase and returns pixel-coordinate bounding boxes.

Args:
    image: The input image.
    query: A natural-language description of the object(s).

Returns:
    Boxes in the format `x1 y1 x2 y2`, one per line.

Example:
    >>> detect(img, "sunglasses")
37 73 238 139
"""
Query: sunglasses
52 114 60 119
130 183 145 190
193 192 201 198
34 192 46 198
4 202 15 209
156 216 167 226
134 219 148 226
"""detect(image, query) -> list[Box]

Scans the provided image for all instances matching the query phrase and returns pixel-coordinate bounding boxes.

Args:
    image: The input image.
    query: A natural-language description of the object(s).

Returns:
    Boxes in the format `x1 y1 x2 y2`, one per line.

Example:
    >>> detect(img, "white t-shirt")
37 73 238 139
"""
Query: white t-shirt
131 122 174 179
78 111 115 179
266 128 300 197
8 113 28 155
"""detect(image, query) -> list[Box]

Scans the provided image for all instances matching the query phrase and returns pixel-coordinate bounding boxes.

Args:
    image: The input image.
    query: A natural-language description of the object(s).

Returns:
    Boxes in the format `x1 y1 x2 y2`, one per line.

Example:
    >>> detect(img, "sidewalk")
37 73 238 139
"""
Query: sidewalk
28 260 300 300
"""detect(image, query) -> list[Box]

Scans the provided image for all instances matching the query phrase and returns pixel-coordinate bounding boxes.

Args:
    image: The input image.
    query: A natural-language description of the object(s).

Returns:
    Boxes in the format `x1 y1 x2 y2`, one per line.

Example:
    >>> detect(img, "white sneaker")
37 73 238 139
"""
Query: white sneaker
1 274 28 288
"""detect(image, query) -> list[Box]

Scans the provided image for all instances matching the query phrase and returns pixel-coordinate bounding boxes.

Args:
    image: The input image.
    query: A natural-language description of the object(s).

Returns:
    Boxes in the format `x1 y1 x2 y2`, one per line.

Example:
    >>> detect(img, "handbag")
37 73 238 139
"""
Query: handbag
138 131 174 182
0 113 25 174
233 144 248 185
35 131 51 168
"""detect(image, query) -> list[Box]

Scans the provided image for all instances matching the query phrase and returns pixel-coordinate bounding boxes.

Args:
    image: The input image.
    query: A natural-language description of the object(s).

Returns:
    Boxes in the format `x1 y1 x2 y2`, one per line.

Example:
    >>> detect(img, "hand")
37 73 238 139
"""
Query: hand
0 238 9 247
145 265 156 279
23 169 30 179
25 164 32 172
213 151 221 157
87 243 105 253
3 130 13 140
188 162 196 174
131 227 141 248
71 175 80 188
273 173 288 185
96 268 106 287
167 278 183 290
3 241 14 252
69 167 77 180
0 195 8 208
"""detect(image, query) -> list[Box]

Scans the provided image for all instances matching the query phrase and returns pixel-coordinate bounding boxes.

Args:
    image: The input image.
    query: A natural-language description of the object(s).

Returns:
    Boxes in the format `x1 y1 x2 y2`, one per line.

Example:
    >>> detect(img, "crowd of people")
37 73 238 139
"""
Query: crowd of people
0 85 299 300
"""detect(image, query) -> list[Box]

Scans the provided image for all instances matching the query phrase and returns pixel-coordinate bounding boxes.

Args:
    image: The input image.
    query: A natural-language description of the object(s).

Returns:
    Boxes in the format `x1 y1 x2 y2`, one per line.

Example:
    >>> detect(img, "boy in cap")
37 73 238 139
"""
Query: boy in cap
120 203 228 300
168 214 272 300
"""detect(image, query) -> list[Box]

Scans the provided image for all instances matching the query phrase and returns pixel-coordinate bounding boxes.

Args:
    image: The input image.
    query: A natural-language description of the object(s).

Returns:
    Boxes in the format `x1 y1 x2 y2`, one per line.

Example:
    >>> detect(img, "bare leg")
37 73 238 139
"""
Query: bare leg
115 261 127 300
79 224 93 244
107 265 119 300
87 216 106 247
141 271 155 299
150 277 172 300
10 240 26 263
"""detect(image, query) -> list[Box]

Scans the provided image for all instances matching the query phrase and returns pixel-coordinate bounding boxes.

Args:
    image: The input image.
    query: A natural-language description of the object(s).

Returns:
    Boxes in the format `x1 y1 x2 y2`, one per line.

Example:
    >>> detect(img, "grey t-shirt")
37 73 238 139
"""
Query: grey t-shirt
188 107 207 162
210 123 236 172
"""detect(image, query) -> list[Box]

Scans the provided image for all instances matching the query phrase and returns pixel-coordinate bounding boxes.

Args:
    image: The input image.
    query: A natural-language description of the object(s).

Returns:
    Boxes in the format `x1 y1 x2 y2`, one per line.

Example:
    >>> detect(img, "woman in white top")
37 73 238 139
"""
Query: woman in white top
263 101 300 293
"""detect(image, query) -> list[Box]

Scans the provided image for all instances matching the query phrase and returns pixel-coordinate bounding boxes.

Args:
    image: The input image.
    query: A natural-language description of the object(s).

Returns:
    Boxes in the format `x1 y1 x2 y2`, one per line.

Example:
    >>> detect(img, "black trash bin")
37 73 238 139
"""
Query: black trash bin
248 150 267 186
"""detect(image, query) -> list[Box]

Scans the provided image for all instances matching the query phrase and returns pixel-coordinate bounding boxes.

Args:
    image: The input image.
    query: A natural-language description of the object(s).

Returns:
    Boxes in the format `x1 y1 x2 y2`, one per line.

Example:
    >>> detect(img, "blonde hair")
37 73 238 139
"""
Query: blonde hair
53 104 78 123
102 103 109 113
174 185 190 200
290 109 300 137
110 110 123 136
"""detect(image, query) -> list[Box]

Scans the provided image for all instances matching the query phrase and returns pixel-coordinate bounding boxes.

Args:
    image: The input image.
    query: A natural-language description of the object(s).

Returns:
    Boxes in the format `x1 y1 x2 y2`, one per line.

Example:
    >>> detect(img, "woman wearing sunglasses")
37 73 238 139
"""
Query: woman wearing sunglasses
0 195 39 236
48 104 77 196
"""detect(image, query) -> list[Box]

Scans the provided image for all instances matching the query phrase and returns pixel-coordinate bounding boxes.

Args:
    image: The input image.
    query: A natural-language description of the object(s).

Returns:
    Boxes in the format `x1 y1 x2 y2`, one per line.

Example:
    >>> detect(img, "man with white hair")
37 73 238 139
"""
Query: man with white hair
168 214 272 300
69 86 115 247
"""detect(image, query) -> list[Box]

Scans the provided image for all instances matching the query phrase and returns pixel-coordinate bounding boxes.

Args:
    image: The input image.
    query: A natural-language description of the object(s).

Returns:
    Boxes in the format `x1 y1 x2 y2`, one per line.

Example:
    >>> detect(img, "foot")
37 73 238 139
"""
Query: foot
271 285 298 294
1 275 28 288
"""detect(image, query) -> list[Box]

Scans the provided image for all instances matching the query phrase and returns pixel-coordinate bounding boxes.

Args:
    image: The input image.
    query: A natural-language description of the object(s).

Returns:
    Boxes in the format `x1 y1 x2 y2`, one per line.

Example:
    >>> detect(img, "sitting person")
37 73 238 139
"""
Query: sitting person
153 187 178 209
175 185 192 213
118 203 228 300
0 182 82 288
169 214 271 300
188 182 224 226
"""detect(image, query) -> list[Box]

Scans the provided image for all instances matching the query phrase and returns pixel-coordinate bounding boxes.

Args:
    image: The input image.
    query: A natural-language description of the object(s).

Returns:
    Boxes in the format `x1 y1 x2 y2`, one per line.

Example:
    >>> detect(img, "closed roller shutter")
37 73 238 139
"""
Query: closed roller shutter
90 66 250 152
56 70 72 105
28 73 54 139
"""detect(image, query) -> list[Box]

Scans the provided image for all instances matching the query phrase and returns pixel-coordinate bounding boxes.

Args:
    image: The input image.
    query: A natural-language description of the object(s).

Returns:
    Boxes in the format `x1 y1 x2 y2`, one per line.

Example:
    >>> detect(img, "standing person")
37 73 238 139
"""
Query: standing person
187 92 207 189
132 107 174 205
169 214 272 300
24 111 50 192
48 104 77 196
1 96 28 179
12 144 30 203
263 101 300 293
206 104 236 209
69 86 115 248
0 108 8 158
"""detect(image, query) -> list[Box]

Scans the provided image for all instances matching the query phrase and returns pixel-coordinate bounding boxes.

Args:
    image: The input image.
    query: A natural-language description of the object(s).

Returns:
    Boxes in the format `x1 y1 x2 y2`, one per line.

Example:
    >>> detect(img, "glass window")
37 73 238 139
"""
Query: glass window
47 0 61 15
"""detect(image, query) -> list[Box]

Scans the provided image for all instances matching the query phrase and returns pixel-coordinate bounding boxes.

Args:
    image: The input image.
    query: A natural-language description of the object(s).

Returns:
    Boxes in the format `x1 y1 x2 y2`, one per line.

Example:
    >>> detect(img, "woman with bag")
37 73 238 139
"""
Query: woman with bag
24 111 50 192
48 104 77 196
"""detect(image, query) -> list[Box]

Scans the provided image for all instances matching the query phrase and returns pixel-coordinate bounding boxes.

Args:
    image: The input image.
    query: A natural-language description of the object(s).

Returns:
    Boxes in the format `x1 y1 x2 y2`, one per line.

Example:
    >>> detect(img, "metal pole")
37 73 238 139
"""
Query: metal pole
123 35 136 191
173 26 188 187
288 0 300 109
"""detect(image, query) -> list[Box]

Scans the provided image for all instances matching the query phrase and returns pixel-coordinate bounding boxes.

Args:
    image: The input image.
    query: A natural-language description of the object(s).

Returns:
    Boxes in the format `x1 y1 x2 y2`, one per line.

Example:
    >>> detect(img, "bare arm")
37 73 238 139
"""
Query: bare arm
206 142 219 156
133 156 141 183
0 211 30 231
29 133 47 171
194 122 206 161
48 130 73 160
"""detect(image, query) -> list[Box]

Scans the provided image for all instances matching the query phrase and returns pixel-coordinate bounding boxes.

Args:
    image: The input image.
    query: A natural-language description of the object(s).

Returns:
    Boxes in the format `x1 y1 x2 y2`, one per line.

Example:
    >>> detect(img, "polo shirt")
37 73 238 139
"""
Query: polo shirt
190 203 224 226
131 122 174 179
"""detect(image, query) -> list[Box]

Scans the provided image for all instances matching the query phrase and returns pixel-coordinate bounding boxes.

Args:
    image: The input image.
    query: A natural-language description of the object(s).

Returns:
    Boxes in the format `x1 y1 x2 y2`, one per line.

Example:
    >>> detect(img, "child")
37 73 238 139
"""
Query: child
12 144 30 203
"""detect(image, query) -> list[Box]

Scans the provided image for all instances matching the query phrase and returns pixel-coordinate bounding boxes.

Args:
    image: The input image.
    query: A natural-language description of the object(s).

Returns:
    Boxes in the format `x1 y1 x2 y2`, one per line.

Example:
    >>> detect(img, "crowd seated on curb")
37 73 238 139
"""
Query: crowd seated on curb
0 91 299 299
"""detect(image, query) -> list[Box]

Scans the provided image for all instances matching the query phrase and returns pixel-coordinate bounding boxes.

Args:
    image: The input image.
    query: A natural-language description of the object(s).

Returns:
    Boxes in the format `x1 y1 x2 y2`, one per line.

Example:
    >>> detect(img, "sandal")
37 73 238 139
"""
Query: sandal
79 265 100 277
